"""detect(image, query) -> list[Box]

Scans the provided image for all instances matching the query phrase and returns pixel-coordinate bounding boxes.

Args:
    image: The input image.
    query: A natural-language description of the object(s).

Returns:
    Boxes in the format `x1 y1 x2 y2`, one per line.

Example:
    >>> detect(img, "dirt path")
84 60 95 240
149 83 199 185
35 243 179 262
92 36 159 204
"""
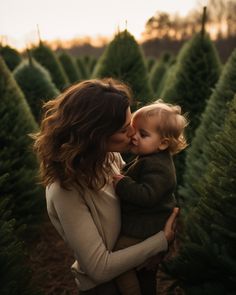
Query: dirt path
28 215 78 295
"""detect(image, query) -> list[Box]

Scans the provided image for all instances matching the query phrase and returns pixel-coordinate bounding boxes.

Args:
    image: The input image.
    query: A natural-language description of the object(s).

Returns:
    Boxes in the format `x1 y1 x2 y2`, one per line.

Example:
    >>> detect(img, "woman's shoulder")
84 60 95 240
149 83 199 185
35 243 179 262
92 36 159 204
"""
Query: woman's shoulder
46 182 84 204
46 181 68 196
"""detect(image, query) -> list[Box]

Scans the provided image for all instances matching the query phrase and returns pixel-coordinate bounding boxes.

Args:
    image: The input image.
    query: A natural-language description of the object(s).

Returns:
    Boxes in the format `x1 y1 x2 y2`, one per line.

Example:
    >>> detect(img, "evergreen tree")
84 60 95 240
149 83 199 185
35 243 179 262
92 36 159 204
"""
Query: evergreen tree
150 59 168 96
164 96 236 294
58 51 80 84
0 179 42 295
146 57 156 72
0 45 22 71
180 49 236 210
151 52 175 97
32 42 68 90
13 57 59 122
0 57 44 235
93 30 153 107
87 56 97 76
76 57 89 80
160 33 221 186
155 58 176 98
160 52 173 64
161 33 221 141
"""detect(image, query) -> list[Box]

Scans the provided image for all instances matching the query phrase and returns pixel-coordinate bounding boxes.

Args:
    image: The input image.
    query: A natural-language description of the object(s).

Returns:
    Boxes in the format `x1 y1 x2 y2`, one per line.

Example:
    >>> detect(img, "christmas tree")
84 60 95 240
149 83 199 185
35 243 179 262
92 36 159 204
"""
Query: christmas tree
32 42 68 90
0 185 42 295
93 30 153 107
0 57 44 235
82 55 97 77
161 32 221 141
164 96 236 294
58 51 80 84
180 49 236 210
160 33 221 186
146 57 156 72
0 45 22 71
76 57 89 80
155 57 176 98
150 59 168 96
14 55 59 122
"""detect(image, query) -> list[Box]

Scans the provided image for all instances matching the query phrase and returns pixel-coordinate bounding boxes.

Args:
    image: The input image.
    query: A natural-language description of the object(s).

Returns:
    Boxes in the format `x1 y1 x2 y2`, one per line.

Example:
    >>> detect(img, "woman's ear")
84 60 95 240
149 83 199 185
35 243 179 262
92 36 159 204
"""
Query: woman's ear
159 138 169 151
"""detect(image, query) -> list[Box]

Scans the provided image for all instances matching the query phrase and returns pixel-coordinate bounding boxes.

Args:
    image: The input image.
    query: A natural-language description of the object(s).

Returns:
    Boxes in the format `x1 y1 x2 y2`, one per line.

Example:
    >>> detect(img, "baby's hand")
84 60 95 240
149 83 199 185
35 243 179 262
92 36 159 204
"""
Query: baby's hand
113 174 124 188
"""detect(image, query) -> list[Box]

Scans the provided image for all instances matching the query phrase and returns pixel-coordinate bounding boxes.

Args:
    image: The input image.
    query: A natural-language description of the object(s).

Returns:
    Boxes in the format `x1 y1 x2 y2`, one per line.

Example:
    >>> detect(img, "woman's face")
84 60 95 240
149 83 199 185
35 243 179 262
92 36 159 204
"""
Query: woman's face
106 107 135 152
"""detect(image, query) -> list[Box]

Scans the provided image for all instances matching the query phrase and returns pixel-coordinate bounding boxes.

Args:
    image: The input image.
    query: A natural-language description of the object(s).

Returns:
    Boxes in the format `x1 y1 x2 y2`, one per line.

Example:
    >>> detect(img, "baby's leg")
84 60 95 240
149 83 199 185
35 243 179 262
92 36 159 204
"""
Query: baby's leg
114 235 143 295
116 269 142 295
156 240 181 295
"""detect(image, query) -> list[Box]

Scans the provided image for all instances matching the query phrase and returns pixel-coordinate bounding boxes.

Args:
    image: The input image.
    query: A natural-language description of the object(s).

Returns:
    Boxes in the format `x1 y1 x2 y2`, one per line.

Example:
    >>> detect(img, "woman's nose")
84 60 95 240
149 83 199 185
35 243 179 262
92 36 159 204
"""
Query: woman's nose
127 125 136 137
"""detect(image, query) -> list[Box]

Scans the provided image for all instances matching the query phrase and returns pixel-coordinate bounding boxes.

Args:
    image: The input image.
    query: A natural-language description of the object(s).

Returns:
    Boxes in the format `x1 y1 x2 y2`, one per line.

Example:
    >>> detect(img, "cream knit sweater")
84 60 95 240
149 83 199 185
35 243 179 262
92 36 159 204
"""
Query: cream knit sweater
46 153 168 291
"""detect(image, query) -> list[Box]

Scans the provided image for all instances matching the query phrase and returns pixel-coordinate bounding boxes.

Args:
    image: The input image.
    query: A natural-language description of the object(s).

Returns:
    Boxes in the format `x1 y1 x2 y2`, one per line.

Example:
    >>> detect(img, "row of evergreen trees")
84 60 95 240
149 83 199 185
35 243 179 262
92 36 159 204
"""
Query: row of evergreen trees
160 49 236 294
2 34 185 117
0 57 44 294
0 43 98 122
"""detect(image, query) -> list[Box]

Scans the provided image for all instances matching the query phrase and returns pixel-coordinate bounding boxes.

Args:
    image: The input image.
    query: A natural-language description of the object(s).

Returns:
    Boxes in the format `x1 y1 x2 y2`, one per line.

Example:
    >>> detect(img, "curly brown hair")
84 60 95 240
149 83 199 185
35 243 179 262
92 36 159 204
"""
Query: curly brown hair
32 78 132 190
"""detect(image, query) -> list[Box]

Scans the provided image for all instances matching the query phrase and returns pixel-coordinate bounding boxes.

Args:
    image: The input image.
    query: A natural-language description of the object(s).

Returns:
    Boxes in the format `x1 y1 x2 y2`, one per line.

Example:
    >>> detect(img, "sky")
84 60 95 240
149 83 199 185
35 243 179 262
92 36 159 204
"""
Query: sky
0 0 201 50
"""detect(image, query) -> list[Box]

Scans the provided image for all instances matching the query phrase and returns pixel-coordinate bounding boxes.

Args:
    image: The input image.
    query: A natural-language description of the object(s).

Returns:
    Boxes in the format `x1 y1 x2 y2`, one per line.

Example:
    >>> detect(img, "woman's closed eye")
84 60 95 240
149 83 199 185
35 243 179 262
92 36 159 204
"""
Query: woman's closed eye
120 127 128 134
119 122 132 134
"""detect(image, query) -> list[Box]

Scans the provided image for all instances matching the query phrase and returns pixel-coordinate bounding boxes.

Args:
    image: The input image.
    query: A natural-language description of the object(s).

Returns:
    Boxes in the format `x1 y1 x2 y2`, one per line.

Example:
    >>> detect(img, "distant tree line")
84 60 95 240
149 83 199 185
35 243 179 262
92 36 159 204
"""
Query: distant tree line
143 0 236 40
53 3 235 64
141 35 236 63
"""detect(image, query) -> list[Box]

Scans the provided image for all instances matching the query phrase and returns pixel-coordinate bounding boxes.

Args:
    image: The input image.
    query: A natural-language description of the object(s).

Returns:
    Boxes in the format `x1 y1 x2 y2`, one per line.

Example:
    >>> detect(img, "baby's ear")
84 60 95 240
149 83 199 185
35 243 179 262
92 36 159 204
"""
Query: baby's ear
159 138 169 151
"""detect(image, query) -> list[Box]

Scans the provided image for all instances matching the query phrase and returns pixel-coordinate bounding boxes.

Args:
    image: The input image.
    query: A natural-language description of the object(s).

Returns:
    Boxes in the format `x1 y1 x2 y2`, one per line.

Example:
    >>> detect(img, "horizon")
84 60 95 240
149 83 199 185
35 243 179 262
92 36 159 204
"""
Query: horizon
1 0 199 50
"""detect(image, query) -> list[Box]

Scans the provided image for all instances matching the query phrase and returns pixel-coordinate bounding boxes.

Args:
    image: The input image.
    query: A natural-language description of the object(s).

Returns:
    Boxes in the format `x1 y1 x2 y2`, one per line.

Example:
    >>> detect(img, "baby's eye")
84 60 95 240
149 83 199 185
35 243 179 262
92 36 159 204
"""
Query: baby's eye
140 132 148 138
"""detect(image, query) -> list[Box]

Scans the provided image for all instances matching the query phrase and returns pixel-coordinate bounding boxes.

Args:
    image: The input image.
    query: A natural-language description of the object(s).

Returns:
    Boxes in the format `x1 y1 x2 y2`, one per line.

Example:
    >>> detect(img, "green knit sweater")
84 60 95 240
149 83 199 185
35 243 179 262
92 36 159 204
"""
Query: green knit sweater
116 150 177 239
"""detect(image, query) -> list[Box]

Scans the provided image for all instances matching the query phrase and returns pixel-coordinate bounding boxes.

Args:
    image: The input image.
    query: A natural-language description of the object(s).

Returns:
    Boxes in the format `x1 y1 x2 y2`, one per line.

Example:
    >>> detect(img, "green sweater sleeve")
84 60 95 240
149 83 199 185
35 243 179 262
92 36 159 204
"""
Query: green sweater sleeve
115 157 173 207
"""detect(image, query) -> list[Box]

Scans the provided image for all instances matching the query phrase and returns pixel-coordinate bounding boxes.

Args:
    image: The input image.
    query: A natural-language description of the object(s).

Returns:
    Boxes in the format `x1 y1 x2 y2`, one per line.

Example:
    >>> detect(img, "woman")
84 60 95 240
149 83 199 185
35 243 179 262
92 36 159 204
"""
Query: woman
33 78 179 294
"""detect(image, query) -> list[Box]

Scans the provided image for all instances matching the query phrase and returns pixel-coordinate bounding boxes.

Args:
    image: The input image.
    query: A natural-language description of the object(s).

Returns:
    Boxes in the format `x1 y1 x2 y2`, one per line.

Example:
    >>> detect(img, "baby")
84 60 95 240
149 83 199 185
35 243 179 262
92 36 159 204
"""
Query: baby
113 100 188 295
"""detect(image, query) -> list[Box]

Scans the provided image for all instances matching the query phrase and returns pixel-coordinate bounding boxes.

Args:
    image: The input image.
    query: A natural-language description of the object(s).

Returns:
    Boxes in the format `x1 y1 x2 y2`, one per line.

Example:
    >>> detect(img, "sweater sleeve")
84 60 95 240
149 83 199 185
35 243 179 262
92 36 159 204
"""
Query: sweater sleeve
115 159 171 207
48 186 168 284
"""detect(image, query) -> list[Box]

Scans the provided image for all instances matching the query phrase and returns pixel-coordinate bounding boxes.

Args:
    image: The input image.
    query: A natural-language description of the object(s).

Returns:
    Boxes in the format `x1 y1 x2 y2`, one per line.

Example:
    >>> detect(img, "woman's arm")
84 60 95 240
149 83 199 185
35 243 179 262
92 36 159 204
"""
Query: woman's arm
47 186 177 284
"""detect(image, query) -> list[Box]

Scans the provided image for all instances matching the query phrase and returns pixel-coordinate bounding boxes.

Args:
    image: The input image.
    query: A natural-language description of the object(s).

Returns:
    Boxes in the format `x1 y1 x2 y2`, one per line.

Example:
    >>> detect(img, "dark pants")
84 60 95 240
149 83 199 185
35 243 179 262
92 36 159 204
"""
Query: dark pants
79 269 156 295
138 268 156 295
79 280 121 295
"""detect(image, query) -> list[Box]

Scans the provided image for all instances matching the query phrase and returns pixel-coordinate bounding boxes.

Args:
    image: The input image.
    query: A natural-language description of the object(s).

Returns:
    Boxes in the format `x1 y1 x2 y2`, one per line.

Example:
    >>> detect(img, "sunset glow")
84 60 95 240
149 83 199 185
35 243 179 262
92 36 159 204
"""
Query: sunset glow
1 0 198 50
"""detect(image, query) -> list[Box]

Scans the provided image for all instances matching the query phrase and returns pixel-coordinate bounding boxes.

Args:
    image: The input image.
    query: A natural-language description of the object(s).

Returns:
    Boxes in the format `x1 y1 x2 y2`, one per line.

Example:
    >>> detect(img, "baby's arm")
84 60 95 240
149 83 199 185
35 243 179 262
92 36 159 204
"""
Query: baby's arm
115 159 171 207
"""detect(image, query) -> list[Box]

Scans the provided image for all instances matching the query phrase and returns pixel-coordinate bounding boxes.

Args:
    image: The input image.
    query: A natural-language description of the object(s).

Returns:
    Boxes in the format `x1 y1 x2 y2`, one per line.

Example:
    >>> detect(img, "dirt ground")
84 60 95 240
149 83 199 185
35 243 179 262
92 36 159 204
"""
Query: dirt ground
28 215 78 295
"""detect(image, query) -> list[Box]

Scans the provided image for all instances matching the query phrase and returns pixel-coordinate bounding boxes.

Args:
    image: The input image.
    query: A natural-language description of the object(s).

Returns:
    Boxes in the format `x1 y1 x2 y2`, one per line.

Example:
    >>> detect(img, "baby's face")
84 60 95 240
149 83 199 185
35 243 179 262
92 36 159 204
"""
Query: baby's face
130 116 165 155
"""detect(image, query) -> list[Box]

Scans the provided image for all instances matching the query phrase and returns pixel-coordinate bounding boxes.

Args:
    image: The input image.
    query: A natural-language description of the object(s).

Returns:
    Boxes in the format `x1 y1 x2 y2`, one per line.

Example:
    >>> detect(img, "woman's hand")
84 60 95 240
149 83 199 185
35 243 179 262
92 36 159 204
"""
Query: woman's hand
164 207 179 244
113 174 124 188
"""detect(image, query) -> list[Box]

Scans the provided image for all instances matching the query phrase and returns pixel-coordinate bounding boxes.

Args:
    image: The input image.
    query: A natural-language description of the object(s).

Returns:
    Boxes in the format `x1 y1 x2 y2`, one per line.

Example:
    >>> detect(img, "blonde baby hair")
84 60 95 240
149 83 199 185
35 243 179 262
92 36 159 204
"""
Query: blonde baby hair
132 99 188 155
